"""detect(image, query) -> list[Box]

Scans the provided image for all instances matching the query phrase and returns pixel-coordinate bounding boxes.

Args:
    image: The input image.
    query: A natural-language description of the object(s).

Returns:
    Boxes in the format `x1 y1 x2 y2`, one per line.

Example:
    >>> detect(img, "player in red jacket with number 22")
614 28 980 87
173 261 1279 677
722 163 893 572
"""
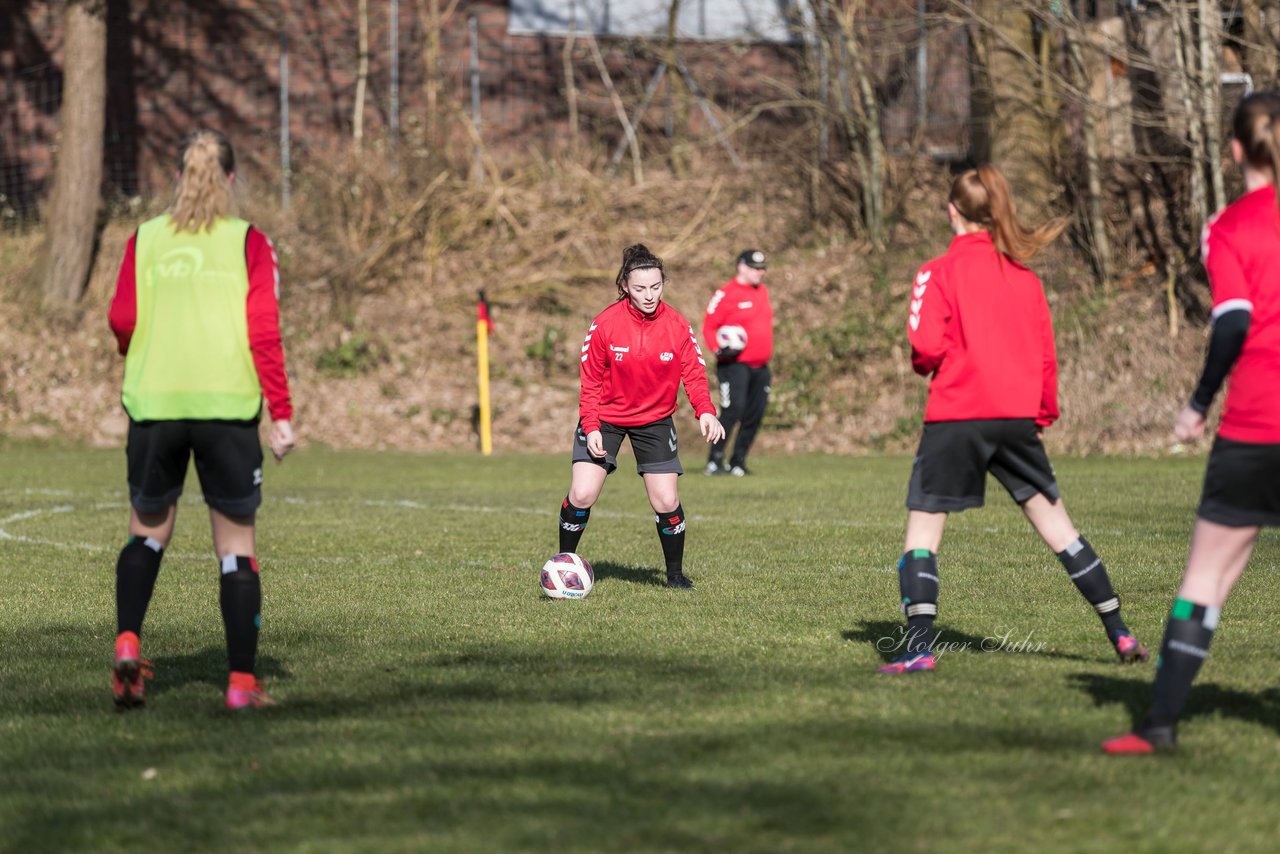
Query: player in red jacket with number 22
555 244 724 589
878 164 1149 674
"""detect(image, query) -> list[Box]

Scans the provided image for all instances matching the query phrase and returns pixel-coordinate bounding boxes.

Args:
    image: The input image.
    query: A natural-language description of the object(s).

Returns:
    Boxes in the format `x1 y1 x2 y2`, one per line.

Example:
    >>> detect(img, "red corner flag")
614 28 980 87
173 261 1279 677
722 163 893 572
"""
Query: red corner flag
477 290 494 334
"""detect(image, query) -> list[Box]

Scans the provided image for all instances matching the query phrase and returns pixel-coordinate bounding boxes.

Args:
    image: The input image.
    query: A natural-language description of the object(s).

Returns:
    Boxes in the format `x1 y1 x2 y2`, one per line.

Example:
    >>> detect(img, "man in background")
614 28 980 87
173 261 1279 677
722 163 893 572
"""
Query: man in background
702 248 774 476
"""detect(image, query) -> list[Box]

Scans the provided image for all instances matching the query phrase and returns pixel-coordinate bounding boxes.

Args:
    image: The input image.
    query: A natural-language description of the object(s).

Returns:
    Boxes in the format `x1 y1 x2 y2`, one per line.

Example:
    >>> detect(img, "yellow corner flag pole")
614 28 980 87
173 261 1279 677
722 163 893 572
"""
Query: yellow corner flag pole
476 290 493 455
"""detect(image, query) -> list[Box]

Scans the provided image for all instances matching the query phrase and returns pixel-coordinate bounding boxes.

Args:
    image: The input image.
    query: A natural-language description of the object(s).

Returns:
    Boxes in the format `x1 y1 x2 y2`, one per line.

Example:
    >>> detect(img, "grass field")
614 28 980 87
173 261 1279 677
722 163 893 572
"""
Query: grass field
2 444 1278 852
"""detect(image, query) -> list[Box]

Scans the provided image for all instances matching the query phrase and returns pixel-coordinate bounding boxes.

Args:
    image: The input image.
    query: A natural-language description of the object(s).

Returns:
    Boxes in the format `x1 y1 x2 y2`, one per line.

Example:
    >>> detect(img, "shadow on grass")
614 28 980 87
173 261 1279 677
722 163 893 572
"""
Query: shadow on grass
8 631 1093 851
592 560 665 587
6 720 890 851
269 647 730 713
843 619 1093 664
8 668 1097 852
1069 672 1280 734
149 647 292 697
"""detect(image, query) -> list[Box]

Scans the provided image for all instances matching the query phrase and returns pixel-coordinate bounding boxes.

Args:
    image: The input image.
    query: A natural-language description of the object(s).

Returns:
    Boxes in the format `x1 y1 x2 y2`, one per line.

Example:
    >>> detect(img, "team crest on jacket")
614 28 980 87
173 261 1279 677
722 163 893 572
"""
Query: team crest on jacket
660 352 674 361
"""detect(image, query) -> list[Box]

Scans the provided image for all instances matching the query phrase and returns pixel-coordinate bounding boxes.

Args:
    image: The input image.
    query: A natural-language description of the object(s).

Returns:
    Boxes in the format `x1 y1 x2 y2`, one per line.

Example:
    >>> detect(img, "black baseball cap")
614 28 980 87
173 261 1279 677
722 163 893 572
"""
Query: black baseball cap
737 249 767 269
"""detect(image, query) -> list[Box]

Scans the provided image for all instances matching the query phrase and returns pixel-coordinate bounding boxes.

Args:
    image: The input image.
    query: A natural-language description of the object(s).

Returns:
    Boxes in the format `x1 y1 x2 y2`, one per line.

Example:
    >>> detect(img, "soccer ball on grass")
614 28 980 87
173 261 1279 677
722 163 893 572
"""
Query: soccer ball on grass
540 552 594 599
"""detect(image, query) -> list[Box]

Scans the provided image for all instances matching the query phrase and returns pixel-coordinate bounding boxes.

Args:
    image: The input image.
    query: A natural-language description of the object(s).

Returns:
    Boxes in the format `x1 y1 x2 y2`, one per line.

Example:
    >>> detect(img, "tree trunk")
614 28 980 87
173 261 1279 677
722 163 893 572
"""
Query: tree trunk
834 4 885 250
38 0 107 307
818 0 886 248
562 1 579 141
664 0 691 177
1199 0 1224 214
970 1 1055 212
354 0 369 145
1064 22 1114 291
1172 2 1207 228
1241 0 1272 85
417 0 460 163
850 38 885 249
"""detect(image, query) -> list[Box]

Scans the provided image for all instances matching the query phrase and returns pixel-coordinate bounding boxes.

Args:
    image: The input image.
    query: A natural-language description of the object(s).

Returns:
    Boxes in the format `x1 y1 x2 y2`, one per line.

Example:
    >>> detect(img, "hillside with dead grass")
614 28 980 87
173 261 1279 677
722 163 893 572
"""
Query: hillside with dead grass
0 153 1211 458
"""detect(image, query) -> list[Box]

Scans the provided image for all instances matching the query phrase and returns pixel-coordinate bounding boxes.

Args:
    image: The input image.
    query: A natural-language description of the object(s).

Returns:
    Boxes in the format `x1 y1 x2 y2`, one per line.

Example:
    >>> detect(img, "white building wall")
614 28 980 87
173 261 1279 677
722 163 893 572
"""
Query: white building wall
508 0 811 43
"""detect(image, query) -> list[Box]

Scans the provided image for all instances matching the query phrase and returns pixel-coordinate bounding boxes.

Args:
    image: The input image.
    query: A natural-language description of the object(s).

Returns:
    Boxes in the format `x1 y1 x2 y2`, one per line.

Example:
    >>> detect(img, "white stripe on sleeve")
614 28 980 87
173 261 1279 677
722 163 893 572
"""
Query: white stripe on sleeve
1211 298 1253 319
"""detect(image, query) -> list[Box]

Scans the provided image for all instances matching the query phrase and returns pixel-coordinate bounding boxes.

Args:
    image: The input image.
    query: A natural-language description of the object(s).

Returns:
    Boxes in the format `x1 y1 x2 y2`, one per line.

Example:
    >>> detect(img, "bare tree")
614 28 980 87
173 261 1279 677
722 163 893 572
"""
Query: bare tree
1170 0 1224 318
664 0 692 177
562 1 580 140
968 1 1056 213
812 0 887 249
417 0 461 163
585 29 643 184
1059 7 1114 290
1198 0 1224 214
354 0 370 146
36 0 107 307
1241 0 1279 88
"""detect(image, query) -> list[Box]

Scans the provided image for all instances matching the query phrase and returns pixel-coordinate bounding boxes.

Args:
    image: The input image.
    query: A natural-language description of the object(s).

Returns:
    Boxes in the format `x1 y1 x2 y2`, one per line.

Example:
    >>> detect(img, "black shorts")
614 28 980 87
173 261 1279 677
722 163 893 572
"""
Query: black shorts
571 417 683 476
1198 436 1280 527
126 419 264 516
906 418 1060 513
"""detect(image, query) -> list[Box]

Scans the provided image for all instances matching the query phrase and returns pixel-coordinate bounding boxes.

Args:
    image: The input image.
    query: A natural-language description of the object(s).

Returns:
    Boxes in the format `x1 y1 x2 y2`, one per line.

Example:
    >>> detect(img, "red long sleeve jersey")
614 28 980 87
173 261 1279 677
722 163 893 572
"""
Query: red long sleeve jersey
108 226 294 422
702 278 774 366
907 231 1059 426
1201 185 1280 442
579 299 716 435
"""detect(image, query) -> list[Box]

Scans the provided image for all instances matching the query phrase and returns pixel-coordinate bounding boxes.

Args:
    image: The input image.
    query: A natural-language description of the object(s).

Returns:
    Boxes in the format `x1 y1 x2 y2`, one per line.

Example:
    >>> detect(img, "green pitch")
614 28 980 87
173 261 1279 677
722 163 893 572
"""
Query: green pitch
2 445 1278 851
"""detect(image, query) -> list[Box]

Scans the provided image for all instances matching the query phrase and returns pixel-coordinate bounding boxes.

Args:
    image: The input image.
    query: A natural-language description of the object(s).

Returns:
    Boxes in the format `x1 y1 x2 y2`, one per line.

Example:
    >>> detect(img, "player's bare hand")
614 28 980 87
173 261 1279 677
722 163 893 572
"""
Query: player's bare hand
268 419 296 462
1174 405 1206 443
586 429 606 458
699 413 725 445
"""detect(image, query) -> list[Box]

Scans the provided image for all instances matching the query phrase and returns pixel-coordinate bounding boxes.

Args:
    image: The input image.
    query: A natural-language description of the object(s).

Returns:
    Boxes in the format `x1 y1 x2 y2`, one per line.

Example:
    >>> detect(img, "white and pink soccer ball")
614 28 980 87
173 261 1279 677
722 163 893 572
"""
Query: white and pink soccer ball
715 325 748 351
540 552 595 599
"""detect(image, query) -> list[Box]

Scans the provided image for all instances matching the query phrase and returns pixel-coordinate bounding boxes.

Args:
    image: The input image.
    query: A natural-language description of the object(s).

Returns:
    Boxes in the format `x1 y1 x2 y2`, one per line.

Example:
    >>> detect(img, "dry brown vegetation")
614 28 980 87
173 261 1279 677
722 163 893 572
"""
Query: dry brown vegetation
0 144 1212 458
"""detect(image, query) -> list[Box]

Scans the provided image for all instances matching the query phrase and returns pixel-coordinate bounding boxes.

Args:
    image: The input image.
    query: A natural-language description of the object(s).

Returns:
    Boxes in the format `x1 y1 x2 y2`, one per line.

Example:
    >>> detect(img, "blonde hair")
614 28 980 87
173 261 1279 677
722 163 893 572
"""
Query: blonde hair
168 130 235 233
950 164 1066 262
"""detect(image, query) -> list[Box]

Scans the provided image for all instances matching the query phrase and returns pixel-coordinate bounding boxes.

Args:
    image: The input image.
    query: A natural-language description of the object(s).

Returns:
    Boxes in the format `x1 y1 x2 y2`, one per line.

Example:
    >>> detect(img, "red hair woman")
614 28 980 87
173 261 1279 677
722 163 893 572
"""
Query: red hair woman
879 164 1148 674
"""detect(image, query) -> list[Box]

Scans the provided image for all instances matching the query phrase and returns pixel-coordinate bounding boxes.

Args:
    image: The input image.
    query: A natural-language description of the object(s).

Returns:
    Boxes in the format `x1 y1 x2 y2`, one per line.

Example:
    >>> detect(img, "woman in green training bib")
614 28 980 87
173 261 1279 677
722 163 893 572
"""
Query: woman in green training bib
107 129 295 711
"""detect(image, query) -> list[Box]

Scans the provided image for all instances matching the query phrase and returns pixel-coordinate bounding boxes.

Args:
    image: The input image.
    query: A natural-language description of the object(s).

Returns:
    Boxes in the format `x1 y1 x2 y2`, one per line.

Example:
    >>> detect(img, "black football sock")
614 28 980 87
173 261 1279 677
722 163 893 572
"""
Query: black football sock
219 556 262 674
558 498 591 554
116 536 165 636
656 505 687 577
1056 537 1129 640
1142 598 1218 730
898 549 939 654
